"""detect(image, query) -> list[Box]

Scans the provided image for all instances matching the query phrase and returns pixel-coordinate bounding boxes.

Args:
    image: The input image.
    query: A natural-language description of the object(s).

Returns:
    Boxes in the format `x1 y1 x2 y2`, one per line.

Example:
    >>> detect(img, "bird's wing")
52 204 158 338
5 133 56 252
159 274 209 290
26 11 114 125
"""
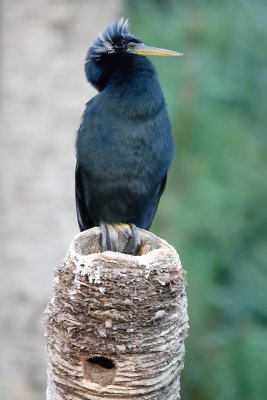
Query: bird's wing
146 175 167 230
75 162 94 231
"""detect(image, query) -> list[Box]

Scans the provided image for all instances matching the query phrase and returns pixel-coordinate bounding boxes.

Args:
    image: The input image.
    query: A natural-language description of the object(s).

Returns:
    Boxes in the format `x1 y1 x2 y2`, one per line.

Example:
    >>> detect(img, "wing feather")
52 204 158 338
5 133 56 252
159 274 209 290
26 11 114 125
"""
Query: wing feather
75 163 94 231
145 175 167 229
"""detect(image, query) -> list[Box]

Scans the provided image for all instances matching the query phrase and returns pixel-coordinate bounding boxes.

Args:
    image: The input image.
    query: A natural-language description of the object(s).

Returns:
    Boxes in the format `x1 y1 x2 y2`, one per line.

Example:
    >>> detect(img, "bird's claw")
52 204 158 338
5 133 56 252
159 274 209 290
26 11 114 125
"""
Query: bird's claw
100 222 141 255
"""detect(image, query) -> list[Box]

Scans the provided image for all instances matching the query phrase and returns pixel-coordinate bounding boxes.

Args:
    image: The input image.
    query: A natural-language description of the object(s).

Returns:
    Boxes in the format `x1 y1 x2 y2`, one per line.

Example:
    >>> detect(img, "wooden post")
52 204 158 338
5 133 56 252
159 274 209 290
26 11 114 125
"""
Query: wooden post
44 228 189 399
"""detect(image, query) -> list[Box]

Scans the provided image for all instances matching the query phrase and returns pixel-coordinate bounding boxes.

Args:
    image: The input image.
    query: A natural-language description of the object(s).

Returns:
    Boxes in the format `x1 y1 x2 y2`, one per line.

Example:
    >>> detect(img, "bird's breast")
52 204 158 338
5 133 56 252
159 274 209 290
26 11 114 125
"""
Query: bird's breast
77 66 174 190
103 69 166 120
77 110 173 204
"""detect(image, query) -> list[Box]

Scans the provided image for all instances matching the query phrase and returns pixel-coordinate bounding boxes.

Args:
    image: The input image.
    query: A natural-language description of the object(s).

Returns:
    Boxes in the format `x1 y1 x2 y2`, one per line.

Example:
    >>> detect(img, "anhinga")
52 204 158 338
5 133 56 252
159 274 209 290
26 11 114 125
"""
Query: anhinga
75 18 183 253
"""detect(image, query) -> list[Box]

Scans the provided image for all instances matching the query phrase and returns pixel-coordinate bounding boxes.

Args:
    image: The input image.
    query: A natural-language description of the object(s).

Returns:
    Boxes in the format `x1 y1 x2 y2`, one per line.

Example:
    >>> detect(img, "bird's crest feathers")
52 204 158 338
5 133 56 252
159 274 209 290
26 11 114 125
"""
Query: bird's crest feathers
92 18 132 56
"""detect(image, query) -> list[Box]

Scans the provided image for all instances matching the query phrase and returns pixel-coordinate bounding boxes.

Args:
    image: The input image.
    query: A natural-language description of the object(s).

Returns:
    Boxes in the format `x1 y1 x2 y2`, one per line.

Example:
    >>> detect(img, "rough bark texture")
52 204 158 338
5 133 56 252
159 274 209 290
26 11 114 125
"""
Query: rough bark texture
44 228 189 400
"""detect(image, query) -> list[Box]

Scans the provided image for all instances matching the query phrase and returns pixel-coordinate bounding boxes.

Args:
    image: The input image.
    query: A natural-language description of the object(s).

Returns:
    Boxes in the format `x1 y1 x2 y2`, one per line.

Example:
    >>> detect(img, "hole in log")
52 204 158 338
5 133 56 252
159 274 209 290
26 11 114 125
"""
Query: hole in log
89 357 114 369
83 356 116 386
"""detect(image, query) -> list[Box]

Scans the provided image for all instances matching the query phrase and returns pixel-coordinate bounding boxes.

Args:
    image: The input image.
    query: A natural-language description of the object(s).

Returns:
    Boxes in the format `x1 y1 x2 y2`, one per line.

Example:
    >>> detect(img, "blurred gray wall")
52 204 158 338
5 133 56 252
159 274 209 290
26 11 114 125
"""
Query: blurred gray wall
0 0 122 398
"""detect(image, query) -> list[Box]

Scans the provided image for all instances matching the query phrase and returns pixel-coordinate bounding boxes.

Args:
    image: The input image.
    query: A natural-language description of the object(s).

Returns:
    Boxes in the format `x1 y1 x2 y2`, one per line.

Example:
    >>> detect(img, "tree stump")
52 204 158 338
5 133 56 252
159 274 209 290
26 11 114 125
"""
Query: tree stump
44 228 189 399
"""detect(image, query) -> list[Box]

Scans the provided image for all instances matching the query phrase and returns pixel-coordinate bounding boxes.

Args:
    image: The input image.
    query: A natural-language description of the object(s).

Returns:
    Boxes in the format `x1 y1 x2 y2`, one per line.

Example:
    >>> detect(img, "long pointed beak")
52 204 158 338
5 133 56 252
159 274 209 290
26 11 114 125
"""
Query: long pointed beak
132 43 183 57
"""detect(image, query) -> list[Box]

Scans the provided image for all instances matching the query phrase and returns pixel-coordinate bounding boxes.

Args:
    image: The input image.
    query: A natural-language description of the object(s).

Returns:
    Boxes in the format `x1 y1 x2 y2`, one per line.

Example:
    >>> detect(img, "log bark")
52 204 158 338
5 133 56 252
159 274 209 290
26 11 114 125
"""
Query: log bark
44 228 189 399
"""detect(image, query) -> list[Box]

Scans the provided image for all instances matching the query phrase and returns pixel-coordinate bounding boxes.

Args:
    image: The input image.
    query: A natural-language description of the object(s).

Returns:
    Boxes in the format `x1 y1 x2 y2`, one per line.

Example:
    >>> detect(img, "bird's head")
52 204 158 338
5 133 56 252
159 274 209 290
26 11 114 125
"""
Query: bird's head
85 18 183 91
89 18 183 60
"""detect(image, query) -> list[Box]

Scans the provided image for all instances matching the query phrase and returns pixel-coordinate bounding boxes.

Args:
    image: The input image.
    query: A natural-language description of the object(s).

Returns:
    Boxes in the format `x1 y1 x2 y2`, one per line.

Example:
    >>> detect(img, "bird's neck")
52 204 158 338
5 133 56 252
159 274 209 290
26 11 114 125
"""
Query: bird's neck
86 52 160 93
86 53 165 118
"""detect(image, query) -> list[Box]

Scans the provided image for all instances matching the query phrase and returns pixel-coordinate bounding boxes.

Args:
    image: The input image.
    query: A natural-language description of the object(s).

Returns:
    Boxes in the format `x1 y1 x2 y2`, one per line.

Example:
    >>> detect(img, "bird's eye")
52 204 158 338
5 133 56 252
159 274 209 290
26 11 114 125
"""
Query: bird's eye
127 42 137 50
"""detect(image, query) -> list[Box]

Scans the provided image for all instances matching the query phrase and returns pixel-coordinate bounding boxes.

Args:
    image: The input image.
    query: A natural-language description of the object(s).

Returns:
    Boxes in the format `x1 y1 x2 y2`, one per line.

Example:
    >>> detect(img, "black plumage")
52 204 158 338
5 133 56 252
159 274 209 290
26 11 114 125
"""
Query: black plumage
75 19 182 252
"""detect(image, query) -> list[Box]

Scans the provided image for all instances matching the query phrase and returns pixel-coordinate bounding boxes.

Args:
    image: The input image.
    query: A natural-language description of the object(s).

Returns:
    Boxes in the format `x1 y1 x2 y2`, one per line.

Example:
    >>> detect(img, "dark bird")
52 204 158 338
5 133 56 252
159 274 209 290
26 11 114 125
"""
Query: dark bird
75 18 183 253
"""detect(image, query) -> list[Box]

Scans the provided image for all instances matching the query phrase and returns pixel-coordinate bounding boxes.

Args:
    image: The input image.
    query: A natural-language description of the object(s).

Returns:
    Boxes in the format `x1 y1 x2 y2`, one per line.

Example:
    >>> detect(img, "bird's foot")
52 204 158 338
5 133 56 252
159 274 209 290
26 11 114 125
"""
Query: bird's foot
100 222 141 255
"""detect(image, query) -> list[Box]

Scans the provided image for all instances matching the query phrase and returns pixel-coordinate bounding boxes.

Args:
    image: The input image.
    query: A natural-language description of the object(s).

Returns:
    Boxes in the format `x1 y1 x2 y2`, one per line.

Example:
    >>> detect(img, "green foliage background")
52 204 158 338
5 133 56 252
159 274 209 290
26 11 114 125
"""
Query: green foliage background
126 1 267 399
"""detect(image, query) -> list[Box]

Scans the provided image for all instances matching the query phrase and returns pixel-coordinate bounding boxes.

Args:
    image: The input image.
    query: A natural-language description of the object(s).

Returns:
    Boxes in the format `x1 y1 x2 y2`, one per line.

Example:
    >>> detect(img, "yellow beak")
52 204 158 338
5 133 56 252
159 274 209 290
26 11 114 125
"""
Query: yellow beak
132 43 183 57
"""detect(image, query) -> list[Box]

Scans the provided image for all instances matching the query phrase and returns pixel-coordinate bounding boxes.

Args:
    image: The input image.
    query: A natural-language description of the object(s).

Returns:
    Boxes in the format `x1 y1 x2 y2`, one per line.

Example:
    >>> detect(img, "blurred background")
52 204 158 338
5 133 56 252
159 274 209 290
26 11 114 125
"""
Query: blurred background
1 0 267 399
